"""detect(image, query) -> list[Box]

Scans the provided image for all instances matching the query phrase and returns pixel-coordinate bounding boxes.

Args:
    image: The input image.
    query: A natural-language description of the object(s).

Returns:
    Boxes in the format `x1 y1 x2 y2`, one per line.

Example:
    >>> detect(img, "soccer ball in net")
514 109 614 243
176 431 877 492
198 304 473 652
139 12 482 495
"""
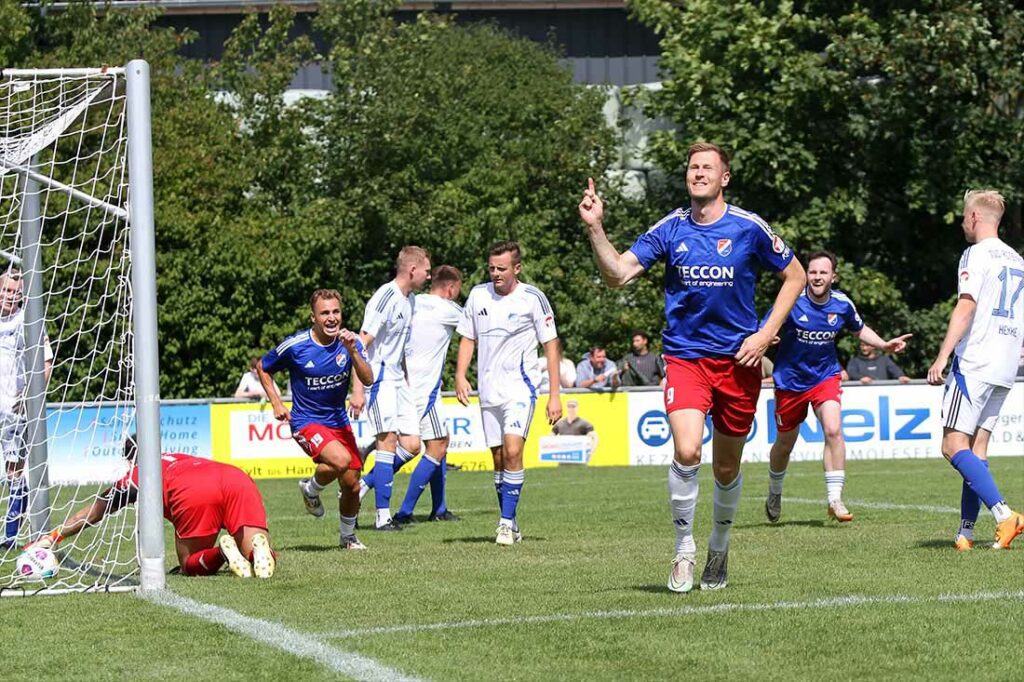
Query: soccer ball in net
16 548 60 579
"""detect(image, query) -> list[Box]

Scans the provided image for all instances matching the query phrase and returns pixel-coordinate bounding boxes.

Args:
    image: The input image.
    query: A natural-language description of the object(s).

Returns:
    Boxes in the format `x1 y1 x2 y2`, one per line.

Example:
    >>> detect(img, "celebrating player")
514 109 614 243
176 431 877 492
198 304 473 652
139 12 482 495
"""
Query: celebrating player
390 265 465 523
762 250 911 523
455 241 562 545
580 143 806 592
927 189 1024 550
352 246 431 530
26 436 275 578
257 288 374 549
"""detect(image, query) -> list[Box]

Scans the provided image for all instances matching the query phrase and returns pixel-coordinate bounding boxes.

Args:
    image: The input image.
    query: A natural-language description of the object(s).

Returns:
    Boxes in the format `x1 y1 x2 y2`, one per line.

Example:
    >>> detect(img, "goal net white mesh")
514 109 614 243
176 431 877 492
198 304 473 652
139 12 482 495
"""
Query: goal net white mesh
0 68 139 595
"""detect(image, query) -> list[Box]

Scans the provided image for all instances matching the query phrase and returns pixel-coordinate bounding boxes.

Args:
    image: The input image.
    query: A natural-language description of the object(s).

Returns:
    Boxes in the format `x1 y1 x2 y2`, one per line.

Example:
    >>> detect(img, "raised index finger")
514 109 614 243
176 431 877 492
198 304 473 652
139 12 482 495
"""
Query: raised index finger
588 177 596 194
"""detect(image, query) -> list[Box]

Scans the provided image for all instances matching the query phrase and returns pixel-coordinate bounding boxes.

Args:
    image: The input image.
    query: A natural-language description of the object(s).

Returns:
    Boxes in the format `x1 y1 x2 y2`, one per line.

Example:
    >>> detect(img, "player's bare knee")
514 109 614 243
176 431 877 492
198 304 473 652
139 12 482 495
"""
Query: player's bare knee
377 432 398 450
823 424 843 444
673 443 701 466
713 461 740 484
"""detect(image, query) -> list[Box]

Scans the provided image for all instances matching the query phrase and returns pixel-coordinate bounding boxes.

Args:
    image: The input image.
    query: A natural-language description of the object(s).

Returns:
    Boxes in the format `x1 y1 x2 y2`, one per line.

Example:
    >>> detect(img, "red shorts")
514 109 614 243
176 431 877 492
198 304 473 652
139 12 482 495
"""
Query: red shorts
664 356 761 436
773 375 843 432
293 423 362 469
169 464 268 539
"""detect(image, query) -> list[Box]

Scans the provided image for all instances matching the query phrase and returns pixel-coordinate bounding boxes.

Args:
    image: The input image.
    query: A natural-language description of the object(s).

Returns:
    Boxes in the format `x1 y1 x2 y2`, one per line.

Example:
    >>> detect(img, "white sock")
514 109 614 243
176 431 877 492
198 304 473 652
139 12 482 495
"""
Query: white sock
424 454 440 466
768 467 787 495
305 477 326 496
992 502 1012 523
340 515 357 537
374 450 395 466
376 508 392 526
825 470 845 504
396 445 416 464
668 461 700 556
708 474 743 553
358 480 369 501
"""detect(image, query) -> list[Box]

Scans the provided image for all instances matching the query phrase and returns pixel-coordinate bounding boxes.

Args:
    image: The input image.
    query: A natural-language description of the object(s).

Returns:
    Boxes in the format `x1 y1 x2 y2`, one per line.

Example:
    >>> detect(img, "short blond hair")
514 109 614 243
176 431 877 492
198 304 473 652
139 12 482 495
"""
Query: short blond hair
963 189 1005 223
396 246 430 273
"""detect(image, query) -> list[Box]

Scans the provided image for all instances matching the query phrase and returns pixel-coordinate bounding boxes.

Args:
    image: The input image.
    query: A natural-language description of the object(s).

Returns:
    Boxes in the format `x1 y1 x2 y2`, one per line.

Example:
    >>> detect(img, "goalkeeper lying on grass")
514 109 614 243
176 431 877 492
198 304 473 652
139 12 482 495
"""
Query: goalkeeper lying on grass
26 435 276 578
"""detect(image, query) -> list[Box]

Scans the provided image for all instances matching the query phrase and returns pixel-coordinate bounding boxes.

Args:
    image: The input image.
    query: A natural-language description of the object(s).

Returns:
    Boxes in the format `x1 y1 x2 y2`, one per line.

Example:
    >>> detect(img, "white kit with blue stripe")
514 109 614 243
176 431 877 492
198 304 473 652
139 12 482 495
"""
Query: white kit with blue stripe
399 293 464 440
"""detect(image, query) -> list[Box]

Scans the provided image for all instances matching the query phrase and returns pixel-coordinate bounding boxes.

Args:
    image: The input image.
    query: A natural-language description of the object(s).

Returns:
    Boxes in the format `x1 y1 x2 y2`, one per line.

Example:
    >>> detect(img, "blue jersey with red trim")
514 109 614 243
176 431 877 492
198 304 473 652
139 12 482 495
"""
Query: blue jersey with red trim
767 290 863 392
261 330 367 430
629 204 793 358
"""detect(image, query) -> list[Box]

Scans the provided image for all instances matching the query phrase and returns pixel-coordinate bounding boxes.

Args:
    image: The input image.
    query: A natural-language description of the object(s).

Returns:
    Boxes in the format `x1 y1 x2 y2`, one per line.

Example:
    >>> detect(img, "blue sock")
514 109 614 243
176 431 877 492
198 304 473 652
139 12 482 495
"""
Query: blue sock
430 457 447 516
361 467 377 491
959 459 988 532
4 476 27 542
950 450 1003 509
372 450 396 510
394 445 416 474
398 455 439 517
500 469 524 525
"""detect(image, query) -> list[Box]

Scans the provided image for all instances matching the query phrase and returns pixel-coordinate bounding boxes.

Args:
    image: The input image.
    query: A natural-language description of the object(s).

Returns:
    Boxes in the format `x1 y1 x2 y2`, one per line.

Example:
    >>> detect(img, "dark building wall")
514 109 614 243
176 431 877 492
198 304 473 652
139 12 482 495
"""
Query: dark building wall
154 7 661 86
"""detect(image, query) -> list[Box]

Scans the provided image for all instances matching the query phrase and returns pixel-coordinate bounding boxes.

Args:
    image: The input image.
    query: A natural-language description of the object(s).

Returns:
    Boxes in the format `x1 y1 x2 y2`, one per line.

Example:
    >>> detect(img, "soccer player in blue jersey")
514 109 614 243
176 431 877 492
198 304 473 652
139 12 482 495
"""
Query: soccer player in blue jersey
762 250 911 524
927 190 1024 551
580 142 806 592
351 246 431 530
257 288 374 549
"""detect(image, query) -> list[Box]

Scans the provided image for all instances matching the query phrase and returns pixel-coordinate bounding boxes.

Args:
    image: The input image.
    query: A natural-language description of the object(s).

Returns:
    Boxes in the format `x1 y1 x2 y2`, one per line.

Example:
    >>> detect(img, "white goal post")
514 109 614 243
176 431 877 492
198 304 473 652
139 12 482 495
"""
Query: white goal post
0 60 163 595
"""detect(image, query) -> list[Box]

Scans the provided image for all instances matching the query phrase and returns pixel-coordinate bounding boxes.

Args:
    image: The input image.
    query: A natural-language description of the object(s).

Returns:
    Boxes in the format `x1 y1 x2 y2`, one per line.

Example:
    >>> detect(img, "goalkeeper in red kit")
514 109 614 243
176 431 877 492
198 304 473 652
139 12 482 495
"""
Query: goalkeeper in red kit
25 436 276 579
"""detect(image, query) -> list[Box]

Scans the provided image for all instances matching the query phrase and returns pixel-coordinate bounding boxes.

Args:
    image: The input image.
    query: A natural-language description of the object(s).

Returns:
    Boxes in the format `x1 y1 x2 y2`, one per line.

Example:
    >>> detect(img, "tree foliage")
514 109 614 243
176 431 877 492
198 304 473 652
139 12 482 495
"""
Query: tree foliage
630 0 1024 373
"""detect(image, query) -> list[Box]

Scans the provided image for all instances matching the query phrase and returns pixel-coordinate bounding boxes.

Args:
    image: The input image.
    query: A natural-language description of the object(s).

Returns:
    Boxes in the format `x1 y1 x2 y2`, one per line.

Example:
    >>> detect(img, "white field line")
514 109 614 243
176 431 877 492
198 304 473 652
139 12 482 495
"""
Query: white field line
781 497 959 514
321 590 1024 639
141 590 424 682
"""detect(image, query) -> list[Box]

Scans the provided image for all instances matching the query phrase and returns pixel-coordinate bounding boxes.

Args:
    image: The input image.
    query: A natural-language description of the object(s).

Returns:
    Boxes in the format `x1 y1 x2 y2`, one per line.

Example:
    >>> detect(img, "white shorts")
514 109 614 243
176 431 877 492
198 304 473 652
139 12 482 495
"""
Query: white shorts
481 399 536 449
367 379 415 436
941 371 1009 435
0 413 25 465
398 392 448 442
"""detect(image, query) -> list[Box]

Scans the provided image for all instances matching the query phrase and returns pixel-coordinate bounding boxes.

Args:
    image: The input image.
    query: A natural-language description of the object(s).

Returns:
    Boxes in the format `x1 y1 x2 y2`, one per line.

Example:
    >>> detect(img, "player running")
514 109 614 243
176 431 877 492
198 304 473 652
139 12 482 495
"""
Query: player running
257 288 374 550
352 246 431 530
580 142 806 592
455 241 562 545
26 436 275 578
927 189 1024 551
762 250 911 524
389 265 465 523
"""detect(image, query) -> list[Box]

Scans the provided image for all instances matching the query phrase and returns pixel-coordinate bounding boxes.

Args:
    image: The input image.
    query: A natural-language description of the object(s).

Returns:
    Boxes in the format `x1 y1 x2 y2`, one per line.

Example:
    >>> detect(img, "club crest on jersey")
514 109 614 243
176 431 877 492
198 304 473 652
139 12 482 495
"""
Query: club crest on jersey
717 239 732 257
959 269 970 283
336 353 346 366
827 313 838 326
544 314 554 327
772 235 787 254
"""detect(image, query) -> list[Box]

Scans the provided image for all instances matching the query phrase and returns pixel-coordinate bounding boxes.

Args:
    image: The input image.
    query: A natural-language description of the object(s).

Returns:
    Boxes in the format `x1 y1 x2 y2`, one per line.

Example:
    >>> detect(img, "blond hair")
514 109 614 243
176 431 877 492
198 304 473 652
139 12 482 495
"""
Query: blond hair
396 246 430 273
963 189 1005 223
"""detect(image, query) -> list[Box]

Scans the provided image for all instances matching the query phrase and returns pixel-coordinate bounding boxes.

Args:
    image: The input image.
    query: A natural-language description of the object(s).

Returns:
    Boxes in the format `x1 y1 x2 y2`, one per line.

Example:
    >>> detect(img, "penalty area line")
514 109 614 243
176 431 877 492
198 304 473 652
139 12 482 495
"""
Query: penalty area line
140 590 424 682
322 589 1024 639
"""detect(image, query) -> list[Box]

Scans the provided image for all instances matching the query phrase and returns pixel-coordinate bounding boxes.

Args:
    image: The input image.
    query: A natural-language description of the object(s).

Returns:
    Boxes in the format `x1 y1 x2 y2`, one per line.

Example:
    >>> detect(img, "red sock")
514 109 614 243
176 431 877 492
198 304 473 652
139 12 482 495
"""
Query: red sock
181 547 225 576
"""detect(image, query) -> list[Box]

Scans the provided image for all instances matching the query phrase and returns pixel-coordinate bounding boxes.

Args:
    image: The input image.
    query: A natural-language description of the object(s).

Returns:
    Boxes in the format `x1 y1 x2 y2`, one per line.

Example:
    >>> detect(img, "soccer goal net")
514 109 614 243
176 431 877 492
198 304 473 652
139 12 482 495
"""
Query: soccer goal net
0 63 162 595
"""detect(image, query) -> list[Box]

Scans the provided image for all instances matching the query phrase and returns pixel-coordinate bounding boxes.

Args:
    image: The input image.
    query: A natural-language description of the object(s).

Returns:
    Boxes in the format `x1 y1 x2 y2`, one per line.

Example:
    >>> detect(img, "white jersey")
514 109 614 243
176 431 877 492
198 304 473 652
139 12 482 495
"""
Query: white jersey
954 237 1024 387
457 281 557 407
0 308 54 417
361 280 414 383
404 293 462 399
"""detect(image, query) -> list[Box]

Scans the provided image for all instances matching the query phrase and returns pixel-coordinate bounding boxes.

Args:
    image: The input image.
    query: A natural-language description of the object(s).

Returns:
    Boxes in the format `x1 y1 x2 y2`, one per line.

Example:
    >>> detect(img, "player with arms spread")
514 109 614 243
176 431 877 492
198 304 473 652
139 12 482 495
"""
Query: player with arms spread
26 436 275 578
580 142 806 592
763 250 911 523
927 189 1024 551
352 246 431 531
257 288 373 550
455 241 562 545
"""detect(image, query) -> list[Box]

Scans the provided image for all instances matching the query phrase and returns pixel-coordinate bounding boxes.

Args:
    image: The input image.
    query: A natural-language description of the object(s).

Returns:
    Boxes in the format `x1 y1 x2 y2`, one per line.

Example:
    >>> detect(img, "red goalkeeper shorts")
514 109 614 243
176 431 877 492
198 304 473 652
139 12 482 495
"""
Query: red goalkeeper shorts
168 463 268 539
773 374 843 432
664 356 761 437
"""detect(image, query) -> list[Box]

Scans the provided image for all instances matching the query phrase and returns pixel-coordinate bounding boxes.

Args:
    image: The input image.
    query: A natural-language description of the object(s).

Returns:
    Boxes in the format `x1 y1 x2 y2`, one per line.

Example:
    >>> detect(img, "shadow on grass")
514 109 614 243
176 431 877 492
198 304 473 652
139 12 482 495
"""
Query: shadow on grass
633 584 674 595
736 519 826 530
442 536 548 544
914 538 958 550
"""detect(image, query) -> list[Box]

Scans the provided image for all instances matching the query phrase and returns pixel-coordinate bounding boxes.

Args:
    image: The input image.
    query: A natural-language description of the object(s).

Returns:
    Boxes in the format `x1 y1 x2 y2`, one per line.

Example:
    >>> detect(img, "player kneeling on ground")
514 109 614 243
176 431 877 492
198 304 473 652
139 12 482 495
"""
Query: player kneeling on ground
25 435 276 578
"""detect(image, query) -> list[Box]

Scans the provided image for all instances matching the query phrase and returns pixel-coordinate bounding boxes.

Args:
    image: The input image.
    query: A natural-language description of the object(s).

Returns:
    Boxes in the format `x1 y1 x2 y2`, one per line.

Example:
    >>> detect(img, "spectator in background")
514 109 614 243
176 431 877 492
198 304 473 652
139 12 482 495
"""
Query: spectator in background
235 356 278 399
575 346 620 390
619 332 666 387
846 341 910 384
552 398 598 454
538 338 577 392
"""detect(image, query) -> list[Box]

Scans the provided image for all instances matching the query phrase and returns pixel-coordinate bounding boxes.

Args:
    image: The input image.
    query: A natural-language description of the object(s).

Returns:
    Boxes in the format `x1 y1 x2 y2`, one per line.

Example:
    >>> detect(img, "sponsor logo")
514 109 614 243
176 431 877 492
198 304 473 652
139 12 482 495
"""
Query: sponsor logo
798 314 809 322
675 241 689 253
638 410 672 446
304 373 348 388
827 313 838 326
304 360 315 368
676 265 735 287
717 239 733 257
544 314 554 326
959 269 970 283
795 329 839 344
478 308 488 316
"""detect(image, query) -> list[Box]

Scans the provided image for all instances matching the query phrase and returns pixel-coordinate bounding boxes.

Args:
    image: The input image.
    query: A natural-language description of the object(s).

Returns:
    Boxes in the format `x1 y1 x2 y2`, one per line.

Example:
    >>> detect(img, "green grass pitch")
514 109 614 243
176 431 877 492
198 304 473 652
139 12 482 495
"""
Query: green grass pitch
2 458 1022 681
